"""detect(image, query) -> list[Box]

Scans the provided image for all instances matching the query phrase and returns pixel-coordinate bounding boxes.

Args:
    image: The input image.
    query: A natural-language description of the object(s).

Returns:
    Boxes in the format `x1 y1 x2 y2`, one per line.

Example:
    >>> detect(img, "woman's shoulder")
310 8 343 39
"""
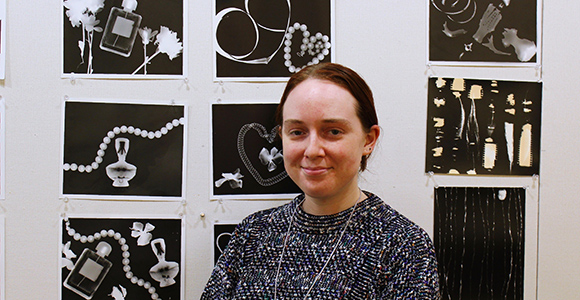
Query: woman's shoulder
361 192 433 245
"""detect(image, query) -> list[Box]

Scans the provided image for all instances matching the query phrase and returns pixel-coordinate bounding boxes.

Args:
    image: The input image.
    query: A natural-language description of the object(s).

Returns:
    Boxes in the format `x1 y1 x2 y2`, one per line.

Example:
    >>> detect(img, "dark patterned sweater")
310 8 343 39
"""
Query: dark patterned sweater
202 192 440 299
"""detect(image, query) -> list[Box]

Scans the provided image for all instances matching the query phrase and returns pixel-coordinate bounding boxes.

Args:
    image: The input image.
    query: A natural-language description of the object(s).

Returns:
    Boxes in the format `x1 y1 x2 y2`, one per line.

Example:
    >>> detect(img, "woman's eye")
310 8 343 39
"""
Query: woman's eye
288 130 304 136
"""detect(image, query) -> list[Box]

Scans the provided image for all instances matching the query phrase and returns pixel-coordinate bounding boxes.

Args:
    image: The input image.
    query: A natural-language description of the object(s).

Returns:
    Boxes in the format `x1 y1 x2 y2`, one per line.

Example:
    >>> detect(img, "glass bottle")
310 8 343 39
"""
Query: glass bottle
105 137 137 187
100 0 142 57
63 241 113 300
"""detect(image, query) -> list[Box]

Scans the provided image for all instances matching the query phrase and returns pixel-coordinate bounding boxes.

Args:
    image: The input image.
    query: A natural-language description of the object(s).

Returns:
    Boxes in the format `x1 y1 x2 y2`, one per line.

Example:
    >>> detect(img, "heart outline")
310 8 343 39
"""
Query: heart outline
237 123 288 186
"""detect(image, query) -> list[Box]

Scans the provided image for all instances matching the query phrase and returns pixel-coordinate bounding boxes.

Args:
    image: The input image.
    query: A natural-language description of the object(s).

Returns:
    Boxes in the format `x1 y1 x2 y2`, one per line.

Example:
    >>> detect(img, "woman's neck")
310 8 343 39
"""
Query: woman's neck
302 186 363 216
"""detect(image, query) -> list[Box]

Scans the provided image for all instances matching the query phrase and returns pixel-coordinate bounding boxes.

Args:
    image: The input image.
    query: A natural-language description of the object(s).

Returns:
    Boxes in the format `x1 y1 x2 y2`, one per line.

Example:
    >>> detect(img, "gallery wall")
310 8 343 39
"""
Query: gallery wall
1 0 579 299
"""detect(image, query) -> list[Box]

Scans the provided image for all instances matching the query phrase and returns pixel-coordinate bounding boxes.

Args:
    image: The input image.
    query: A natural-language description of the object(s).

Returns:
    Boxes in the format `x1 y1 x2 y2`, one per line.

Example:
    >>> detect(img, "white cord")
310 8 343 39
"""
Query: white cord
274 190 363 300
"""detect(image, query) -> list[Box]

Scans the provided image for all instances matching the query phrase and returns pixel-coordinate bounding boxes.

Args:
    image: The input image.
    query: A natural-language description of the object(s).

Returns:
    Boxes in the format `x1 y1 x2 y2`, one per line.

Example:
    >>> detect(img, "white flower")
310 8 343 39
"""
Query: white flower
139 27 158 45
80 14 102 33
85 0 105 14
63 0 87 27
155 26 183 60
63 0 104 27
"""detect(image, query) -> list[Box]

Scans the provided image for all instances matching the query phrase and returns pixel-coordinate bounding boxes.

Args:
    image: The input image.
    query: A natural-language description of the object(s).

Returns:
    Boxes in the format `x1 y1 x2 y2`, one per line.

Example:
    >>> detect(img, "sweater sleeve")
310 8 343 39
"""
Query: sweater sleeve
200 218 251 299
378 226 441 299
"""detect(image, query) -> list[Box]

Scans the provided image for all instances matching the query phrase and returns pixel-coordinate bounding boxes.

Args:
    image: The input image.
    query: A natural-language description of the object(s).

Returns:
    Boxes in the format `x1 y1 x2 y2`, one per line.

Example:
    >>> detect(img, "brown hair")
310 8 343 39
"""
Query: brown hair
275 63 378 171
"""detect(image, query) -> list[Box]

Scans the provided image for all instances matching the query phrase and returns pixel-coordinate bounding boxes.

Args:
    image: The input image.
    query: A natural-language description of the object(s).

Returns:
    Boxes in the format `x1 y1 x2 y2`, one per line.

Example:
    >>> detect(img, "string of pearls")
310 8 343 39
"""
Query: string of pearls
63 117 185 173
283 22 331 73
64 217 163 300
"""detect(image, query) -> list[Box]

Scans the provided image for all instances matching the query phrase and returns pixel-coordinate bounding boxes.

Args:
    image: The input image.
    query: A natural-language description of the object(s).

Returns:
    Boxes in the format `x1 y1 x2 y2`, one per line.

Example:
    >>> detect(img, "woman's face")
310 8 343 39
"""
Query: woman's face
280 79 379 200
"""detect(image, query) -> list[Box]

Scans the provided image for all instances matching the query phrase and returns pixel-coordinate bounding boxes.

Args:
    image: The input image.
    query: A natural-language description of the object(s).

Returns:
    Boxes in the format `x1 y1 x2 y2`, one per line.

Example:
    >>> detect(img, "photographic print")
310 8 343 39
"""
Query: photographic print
213 222 238 264
61 99 187 200
425 77 541 175
0 98 4 200
434 187 525 300
211 102 301 199
60 216 184 300
0 216 4 300
429 0 540 65
63 0 186 78
0 0 5 79
214 0 334 81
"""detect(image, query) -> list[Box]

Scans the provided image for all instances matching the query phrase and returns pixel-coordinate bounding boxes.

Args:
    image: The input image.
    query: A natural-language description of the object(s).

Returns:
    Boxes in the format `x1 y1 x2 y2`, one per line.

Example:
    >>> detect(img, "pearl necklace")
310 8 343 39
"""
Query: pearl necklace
64 217 162 300
63 117 185 174
283 22 331 74
273 190 363 300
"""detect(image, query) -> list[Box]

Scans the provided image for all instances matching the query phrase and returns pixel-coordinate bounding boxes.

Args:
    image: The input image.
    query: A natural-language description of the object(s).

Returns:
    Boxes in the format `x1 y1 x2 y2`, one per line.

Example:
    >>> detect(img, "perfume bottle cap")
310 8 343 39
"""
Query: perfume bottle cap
95 241 113 257
122 0 138 12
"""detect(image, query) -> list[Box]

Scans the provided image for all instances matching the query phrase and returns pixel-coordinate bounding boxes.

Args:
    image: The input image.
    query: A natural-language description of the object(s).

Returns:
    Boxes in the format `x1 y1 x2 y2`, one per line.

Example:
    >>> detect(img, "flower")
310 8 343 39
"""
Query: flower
63 0 104 27
63 0 88 27
139 27 158 45
155 26 183 60
84 0 105 14
79 14 102 33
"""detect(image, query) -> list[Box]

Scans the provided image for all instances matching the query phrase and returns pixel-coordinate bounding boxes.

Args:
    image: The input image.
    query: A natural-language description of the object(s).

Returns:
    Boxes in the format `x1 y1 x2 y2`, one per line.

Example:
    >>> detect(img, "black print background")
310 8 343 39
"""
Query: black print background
63 101 185 197
212 103 300 196
63 0 183 75
213 223 237 264
61 217 182 300
434 187 525 300
425 77 541 175
429 0 537 63
215 0 332 79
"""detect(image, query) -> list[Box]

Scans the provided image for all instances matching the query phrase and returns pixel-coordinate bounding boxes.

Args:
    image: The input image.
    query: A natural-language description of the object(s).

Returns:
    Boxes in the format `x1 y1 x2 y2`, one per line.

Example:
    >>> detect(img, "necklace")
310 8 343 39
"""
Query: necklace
283 22 331 74
62 117 185 174
273 190 363 300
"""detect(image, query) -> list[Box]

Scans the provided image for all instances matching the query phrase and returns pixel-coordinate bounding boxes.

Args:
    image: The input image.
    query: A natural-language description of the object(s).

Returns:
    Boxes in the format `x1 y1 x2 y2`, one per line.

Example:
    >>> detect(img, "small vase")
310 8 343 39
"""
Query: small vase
149 238 179 287
106 138 137 187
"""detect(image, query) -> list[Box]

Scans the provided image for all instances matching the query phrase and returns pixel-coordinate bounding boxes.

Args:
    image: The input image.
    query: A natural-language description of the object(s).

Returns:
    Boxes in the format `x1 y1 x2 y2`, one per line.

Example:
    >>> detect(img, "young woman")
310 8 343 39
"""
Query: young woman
202 63 440 299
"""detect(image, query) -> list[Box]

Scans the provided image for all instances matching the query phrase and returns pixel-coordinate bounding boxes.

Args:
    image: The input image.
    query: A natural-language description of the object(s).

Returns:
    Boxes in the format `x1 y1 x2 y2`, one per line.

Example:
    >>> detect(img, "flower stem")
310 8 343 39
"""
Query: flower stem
132 50 160 75
143 45 148 75
87 31 93 74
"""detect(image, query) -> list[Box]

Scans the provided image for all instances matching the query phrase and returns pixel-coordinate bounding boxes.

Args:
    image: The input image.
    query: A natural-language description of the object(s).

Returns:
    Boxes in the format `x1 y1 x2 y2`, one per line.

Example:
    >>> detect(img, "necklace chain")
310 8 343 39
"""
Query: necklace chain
273 190 363 300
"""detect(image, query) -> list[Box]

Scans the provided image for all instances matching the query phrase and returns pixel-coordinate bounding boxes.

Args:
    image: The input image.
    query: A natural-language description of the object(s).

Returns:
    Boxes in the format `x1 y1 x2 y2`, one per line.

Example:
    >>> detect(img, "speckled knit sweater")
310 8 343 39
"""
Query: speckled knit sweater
201 192 440 299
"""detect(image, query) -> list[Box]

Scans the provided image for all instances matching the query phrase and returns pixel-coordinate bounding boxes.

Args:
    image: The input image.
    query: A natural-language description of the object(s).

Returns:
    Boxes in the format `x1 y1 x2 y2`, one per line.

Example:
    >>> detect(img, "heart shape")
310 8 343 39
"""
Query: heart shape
237 123 288 186
283 23 331 73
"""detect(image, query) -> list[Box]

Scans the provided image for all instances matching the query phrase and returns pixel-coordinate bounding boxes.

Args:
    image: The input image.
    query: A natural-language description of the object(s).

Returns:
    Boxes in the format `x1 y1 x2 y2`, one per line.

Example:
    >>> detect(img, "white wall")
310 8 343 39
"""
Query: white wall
2 0 578 299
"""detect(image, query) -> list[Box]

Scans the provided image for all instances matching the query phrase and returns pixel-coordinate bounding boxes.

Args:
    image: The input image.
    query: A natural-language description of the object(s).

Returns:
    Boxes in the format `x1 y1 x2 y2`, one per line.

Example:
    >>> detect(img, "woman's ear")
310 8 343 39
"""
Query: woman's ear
363 125 380 155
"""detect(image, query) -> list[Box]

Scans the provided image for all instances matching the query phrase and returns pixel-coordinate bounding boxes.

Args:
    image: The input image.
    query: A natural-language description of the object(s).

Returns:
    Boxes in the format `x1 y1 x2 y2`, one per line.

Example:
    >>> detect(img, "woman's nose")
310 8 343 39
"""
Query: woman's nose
304 135 325 158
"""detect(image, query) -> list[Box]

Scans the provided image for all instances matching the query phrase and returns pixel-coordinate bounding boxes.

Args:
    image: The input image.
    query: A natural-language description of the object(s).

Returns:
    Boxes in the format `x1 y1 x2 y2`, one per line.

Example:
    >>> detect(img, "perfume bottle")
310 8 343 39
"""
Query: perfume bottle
64 241 113 300
100 0 142 57
149 238 180 287
106 137 137 187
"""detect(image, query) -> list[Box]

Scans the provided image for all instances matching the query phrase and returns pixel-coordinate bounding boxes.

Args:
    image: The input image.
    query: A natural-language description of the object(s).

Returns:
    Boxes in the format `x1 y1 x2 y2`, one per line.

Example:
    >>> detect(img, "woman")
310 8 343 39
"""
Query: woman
202 63 440 299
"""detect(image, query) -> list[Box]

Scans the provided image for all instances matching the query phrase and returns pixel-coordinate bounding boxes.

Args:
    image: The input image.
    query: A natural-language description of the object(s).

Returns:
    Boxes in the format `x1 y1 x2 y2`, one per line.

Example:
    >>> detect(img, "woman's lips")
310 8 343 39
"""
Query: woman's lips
301 167 330 176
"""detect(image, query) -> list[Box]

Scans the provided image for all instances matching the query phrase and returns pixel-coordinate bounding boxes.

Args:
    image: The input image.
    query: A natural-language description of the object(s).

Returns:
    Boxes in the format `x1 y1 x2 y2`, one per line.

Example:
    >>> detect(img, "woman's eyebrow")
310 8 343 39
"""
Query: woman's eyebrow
283 118 352 125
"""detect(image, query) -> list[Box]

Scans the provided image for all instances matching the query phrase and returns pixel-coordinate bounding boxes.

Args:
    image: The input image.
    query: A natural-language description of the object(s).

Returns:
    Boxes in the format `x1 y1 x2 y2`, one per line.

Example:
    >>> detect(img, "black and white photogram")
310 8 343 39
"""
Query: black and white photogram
61 100 186 199
434 187 525 300
211 102 300 198
61 216 183 300
429 0 539 64
0 216 4 300
213 222 238 264
0 0 5 79
214 0 334 80
425 77 541 175
0 98 4 200
63 0 185 78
